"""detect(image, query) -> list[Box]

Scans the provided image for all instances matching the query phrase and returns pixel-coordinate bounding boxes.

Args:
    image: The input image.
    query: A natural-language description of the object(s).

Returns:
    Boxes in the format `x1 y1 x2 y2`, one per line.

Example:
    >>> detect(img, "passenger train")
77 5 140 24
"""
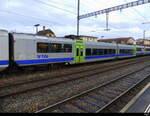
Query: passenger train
0 29 150 71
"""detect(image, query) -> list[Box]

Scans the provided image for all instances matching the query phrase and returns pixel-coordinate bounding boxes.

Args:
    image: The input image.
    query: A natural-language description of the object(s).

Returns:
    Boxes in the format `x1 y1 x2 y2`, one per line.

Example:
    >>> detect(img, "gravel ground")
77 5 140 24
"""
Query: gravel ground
0 59 140 97
0 56 148 87
1 59 150 112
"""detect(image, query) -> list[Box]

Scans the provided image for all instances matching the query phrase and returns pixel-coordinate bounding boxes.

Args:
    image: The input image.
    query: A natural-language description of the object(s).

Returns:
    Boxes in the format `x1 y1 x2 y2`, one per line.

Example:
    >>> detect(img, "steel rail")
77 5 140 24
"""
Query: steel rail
0 56 148 89
35 65 150 113
0 57 147 99
96 74 150 112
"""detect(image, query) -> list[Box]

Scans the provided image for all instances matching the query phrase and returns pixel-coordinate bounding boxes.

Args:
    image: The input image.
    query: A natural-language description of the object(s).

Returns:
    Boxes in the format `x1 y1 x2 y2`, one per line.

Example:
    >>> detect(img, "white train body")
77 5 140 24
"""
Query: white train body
0 30 9 71
0 30 150 71
12 33 74 66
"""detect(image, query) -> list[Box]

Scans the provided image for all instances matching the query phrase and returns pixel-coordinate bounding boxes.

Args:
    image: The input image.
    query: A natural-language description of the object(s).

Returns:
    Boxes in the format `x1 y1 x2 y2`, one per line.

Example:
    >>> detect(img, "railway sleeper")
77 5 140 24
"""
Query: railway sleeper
85 96 104 106
109 85 129 92
104 106 119 113
59 106 74 113
105 82 130 89
88 94 108 104
120 79 136 85
51 109 64 113
87 95 106 106
71 101 95 113
102 89 122 96
74 99 96 112
80 98 101 109
96 91 116 100
59 104 85 113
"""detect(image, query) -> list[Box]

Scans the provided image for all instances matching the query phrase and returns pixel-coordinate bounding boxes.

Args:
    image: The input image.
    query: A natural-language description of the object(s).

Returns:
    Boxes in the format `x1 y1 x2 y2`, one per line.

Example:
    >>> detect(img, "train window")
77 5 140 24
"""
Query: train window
91 49 115 56
120 49 127 54
120 49 133 54
37 43 49 53
112 49 116 54
146 48 150 51
98 49 104 55
120 49 124 54
77 48 79 56
109 49 115 54
104 49 109 55
86 48 92 56
80 48 83 56
137 48 142 51
49 43 62 53
129 49 133 53
92 49 99 55
103 49 116 55
108 49 112 54
64 44 72 52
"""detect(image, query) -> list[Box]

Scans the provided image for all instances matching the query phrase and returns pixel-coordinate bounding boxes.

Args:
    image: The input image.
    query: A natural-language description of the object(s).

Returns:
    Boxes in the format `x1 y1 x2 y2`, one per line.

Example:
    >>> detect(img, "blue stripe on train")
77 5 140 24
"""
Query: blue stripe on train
136 52 150 55
16 57 74 65
145 52 150 54
117 53 134 57
85 54 134 60
85 54 116 60
136 53 145 55
0 60 9 65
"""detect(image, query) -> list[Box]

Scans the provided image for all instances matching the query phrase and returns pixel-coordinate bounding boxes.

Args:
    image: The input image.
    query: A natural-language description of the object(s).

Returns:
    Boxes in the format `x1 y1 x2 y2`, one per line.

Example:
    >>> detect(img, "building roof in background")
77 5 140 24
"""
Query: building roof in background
37 29 56 37
98 37 135 42
65 35 98 38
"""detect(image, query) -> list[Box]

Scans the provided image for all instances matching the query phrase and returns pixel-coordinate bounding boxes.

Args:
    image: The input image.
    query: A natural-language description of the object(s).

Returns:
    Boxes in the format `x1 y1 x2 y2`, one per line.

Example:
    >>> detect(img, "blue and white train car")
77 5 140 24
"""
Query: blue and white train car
84 41 117 63
11 33 74 67
0 30 9 71
144 46 150 55
136 45 145 56
117 44 135 58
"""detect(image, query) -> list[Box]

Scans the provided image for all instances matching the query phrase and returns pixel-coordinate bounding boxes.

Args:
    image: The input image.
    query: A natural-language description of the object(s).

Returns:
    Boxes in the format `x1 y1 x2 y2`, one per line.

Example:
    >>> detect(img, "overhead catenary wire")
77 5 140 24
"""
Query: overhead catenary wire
0 10 62 25
33 0 77 16
80 0 150 37
123 0 149 22
47 0 76 9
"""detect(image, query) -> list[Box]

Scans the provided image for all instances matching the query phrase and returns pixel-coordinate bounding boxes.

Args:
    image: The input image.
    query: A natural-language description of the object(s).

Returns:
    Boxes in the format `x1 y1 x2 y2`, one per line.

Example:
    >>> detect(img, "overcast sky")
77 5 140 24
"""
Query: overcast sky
0 0 150 39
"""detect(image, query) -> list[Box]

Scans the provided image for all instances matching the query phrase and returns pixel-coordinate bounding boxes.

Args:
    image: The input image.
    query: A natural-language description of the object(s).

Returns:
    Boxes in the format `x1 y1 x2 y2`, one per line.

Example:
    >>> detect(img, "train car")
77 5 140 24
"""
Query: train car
1 29 150 71
144 46 150 55
74 41 137 64
81 41 117 63
10 32 74 67
135 45 145 56
0 30 9 71
117 44 135 58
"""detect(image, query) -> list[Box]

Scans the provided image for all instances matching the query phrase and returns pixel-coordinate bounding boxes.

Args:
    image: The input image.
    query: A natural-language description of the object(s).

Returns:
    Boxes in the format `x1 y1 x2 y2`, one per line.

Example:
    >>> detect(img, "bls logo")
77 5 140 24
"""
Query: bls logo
37 54 48 59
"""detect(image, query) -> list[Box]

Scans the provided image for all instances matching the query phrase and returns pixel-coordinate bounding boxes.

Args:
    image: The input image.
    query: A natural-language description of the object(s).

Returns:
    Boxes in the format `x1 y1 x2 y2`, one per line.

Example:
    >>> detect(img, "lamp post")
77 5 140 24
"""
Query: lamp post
143 30 146 40
142 22 150 46
101 36 104 39
34 24 40 34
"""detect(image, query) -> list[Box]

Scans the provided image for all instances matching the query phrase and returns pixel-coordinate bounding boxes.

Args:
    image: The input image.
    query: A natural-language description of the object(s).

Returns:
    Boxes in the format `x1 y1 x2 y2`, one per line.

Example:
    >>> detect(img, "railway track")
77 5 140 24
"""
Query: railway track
0 56 150 99
35 65 150 113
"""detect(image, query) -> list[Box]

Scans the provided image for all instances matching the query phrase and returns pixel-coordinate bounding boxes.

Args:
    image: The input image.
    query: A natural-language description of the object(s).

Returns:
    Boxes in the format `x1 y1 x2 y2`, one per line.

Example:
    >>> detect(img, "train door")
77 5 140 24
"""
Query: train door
133 45 137 56
74 40 85 63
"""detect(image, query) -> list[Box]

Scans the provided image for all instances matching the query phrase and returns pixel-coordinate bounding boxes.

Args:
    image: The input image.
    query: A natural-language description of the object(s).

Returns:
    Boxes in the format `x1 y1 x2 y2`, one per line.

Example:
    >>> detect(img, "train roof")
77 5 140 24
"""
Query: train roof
85 41 135 48
1 30 150 48
0 29 8 32
11 32 73 42
0 30 8 37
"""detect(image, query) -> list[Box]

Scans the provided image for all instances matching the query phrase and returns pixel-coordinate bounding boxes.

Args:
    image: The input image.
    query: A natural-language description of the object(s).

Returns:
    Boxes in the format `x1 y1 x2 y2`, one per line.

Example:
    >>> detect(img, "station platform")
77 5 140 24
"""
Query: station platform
120 83 150 113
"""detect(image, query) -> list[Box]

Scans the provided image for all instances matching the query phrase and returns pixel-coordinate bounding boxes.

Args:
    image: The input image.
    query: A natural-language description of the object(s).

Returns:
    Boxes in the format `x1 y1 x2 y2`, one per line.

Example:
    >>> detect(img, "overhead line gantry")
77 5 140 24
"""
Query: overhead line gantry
79 0 150 20
77 0 150 35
